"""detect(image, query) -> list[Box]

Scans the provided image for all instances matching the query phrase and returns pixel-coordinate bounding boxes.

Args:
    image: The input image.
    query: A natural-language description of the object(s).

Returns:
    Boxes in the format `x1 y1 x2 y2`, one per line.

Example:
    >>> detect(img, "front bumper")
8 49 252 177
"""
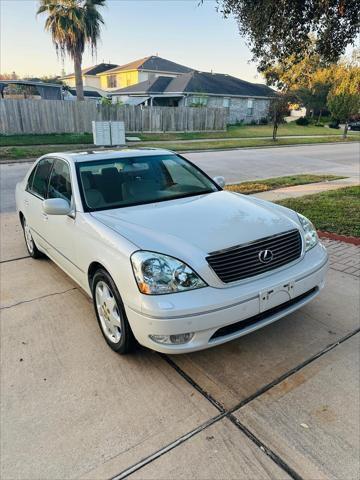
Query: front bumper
125 243 329 354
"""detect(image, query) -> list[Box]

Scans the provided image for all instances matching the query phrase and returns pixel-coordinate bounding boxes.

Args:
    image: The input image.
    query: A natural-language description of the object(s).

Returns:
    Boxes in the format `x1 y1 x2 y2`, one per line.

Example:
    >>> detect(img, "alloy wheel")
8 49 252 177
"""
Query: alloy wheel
23 219 34 255
95 280 122 343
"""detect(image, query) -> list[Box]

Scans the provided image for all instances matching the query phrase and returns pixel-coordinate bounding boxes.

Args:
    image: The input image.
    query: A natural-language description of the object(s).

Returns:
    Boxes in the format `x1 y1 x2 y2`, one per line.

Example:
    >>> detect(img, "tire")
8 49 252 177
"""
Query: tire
92 269 136 354
22 216 43 259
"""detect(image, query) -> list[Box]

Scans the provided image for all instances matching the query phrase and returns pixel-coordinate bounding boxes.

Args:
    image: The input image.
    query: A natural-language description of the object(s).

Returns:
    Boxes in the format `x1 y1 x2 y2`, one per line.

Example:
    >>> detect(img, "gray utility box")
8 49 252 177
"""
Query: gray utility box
92 121 126 146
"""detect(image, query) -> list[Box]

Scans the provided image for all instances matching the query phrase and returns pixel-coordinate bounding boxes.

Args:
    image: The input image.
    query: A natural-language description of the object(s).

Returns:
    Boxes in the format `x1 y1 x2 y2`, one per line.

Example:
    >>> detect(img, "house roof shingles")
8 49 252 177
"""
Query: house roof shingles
62 63 118 79
112 71 275 98
102 56 193 75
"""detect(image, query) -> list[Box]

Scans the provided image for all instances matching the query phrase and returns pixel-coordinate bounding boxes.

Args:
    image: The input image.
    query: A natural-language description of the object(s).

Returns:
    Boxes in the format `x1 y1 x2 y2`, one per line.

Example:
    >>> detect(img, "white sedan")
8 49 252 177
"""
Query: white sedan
16 149 328 354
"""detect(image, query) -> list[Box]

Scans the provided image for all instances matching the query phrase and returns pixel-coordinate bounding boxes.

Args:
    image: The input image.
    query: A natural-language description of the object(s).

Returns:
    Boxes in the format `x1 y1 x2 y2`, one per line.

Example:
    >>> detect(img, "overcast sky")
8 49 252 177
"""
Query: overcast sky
0 0 264 82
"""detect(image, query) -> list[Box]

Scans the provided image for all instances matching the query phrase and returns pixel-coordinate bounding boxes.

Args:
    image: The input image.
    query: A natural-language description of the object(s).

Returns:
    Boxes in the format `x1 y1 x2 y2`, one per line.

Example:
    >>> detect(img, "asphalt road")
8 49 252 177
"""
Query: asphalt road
1 142 359 213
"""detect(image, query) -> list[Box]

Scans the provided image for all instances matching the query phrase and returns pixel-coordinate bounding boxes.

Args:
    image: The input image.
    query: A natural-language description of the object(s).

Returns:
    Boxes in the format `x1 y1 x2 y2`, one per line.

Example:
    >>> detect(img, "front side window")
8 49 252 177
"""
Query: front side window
29 158 53 198
77 154 219 211
48 159 72 202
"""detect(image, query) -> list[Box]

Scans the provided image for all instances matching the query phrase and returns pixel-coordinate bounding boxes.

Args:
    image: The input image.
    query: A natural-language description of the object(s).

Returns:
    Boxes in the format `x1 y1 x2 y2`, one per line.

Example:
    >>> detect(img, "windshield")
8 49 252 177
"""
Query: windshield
76 154 219 211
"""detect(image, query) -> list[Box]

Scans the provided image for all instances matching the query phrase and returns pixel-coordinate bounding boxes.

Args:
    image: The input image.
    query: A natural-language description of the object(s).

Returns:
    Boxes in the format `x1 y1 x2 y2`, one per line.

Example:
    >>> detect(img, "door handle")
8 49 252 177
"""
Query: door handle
42 213 48 221
24 200 29 207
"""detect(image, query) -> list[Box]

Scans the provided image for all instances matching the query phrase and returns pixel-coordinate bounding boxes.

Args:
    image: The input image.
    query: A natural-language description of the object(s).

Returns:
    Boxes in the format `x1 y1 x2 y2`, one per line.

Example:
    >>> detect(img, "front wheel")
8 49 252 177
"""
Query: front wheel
92 269 136 354
22 217 43 258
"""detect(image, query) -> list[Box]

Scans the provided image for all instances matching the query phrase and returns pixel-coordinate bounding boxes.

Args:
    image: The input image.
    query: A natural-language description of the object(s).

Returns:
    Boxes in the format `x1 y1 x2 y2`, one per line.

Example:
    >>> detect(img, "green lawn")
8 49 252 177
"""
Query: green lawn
1 135 358 161
138 122 349 141
225 174 344 195
0 122 355 147
0 133 93 146
277 186 360 237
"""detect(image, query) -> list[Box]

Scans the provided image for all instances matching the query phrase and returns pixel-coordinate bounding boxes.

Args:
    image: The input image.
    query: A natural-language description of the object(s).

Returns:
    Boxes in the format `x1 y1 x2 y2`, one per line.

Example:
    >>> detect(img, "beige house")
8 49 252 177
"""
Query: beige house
61 63 118 89
96 56 192 91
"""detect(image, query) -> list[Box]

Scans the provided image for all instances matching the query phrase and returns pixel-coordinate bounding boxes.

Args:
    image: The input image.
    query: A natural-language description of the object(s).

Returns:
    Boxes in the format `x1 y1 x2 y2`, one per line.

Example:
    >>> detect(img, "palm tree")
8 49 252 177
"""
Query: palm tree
37 0 105 101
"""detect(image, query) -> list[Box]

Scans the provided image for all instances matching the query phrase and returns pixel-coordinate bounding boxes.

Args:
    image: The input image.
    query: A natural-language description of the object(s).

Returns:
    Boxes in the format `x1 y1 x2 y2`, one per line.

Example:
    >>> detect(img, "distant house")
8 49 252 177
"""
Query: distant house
111 71 276 124
63 85 109 103
96 55 193 91
61 63 118 89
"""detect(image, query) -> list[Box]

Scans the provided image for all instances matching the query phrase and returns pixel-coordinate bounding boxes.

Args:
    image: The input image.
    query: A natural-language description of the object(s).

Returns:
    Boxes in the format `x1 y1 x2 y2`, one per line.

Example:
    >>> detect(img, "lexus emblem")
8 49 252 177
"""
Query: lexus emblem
258 249 274 264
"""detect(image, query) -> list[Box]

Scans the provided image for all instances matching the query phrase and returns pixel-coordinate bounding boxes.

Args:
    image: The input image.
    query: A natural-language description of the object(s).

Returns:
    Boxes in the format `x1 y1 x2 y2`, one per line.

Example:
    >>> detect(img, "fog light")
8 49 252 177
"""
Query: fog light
149 333 194 345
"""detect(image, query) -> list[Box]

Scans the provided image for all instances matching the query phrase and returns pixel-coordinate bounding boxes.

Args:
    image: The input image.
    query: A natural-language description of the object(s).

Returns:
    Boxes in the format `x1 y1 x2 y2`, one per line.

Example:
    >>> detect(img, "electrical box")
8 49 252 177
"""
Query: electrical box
92 121 111 146
92 121 126 146
110 121 126 146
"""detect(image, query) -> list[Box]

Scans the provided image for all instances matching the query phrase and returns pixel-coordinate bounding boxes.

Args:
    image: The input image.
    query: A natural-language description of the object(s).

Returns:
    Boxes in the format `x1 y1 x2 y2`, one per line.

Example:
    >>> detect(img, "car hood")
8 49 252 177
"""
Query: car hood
91 191 300 259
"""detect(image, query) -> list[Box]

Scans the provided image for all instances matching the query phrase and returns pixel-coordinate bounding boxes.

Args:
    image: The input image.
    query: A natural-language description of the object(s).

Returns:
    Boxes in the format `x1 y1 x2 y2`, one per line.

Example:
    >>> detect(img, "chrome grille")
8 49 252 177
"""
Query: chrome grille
206 229 302 283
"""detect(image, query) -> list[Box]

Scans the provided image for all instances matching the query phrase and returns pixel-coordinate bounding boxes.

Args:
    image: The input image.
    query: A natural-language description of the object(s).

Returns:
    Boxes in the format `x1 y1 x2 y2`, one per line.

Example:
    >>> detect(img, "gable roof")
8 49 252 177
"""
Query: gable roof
61 63 118 79
112 71 275 98
112 76 174 95
101 56 193 75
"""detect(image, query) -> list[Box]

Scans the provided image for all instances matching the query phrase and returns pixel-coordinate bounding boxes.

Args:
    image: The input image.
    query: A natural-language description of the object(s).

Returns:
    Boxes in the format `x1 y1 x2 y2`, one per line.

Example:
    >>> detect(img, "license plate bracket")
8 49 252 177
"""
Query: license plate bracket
259 281 295 313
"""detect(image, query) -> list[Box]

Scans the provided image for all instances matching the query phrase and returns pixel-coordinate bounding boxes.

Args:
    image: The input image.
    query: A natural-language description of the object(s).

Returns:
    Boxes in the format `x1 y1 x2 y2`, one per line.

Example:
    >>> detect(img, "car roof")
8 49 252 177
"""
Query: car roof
43 148 174 163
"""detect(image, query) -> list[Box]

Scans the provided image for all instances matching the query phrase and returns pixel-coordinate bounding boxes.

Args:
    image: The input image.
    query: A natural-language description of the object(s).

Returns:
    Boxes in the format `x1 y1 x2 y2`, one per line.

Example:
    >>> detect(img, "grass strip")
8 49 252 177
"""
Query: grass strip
276 186 360 237
225 174 345 195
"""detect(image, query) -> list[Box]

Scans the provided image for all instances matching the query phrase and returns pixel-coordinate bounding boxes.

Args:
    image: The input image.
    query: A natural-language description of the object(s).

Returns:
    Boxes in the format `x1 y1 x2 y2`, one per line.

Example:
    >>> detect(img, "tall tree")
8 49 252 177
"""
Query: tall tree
214 1 360 73
327 65 360 138
37 0 105 101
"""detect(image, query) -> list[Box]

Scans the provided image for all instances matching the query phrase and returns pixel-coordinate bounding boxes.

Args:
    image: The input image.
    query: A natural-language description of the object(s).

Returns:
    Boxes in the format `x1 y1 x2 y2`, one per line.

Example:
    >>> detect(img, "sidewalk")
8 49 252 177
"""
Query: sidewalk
136 132 359 145
251 176 359 201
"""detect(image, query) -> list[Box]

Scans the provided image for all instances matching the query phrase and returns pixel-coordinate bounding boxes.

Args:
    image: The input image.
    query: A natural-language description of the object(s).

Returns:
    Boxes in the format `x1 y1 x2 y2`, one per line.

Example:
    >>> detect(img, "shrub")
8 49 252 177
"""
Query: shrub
250 119 257 125
259 117 268 125
314 122 324 127
295 117 309 126
328 118 340 129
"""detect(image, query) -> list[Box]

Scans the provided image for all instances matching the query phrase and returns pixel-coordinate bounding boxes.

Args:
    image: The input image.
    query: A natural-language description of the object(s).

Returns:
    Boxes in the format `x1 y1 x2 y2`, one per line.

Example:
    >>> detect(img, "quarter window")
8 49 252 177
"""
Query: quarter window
48 159 72 202
30 158 53 198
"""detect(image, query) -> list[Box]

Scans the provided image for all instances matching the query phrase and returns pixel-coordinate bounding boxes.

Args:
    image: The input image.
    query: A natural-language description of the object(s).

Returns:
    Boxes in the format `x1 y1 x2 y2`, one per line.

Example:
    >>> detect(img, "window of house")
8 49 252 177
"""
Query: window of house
223 98 231 108
107 75 117 88
48 159 72 203
190 96 208 107
29 158 53 199
247 99 254 116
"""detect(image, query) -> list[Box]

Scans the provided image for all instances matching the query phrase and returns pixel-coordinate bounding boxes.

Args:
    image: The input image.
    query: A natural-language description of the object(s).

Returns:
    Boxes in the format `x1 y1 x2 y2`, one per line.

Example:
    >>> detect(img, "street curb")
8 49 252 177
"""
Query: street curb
318 231 360 246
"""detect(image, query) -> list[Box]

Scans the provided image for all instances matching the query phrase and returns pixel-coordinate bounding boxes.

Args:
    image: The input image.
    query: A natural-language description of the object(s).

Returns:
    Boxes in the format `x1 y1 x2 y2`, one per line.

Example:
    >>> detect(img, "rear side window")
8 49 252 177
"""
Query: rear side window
30 158 53 198
48 159 72 202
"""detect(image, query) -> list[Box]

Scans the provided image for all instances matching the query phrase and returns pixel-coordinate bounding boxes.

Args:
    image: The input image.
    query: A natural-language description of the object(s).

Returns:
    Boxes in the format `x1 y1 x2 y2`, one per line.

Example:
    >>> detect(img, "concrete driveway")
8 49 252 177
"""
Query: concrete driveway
1 145 359 479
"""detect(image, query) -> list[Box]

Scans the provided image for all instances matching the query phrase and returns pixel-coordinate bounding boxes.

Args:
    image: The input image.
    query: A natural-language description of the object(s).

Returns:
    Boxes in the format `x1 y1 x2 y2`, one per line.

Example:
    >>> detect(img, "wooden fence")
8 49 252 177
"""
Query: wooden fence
0 99 227 134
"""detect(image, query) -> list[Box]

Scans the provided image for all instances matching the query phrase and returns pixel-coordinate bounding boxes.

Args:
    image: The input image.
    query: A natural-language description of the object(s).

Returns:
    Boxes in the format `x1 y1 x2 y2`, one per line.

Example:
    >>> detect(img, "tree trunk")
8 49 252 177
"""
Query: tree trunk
272 123 278 141
73 51 84 101
343 122 348 139
318 109 322 123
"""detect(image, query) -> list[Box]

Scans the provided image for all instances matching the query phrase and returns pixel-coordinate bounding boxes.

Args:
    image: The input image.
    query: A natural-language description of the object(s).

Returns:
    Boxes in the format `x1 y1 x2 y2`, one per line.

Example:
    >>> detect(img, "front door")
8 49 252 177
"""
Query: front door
43 158 83 283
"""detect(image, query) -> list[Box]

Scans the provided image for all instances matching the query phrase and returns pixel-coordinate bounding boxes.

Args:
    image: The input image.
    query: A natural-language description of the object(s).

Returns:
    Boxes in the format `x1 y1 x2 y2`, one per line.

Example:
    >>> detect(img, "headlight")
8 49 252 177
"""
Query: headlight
131 251 207 294
297 213 318 251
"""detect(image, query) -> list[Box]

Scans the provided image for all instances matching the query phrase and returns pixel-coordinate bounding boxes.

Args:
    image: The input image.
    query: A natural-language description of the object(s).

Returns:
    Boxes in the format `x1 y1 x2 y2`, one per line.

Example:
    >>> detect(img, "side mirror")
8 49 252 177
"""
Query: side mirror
42 198 71 215
213 176 226 188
